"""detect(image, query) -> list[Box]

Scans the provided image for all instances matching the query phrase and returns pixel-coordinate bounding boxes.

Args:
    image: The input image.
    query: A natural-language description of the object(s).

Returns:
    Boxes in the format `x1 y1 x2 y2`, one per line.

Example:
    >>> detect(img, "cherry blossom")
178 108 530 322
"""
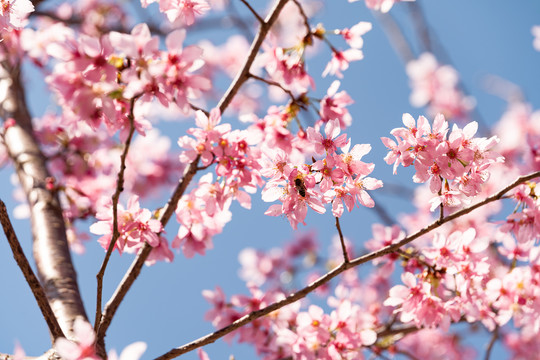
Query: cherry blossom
406 53 475 120
0 0 33 31
350 0 415 13
90 195 164 255
3 1 540 360
55 317 100 360
141 0 210 25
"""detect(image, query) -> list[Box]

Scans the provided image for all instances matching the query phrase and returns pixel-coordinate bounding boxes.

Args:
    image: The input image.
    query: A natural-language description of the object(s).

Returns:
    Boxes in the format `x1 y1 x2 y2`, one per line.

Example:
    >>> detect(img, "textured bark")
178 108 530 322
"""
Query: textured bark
2 64 87 339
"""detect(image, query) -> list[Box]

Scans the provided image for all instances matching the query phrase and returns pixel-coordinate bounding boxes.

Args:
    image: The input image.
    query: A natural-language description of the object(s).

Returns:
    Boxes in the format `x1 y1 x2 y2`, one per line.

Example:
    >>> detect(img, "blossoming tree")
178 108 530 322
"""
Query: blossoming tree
1 0 540 359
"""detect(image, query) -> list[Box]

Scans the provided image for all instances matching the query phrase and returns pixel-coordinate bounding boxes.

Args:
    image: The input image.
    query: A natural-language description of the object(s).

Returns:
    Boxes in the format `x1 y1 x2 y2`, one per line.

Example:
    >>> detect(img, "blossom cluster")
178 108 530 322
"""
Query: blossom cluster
141 0 210 25
262 119 383 229
44 23 210 137
202 236 381 360
382 113 503 211
90 195 174 264
29 114 178 253
175 109 263 257
406 53 475 120
54 317 146 360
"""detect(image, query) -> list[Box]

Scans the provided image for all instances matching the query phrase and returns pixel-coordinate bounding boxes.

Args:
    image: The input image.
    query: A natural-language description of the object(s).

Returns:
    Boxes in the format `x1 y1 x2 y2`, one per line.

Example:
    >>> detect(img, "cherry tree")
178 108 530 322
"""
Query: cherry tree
1 0 540 359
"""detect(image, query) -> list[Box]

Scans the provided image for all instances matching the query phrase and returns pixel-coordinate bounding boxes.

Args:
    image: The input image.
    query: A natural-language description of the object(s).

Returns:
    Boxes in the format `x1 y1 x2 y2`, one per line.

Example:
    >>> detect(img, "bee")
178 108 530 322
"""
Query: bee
294 177 307 198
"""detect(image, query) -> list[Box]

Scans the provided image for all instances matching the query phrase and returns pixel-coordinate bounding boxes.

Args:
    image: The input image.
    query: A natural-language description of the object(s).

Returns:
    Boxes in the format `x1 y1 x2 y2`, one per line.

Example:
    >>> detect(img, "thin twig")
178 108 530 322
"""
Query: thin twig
189 103 210 116
96 155 202 343
0 200 65 340
292 0 312 41
438 184 444 222
239 0 264 24
94 98 137 332
96 0 291 346
218 0 291 114
152 171 540 359
248 72 296 101
335 216 349 263
484 326 499 360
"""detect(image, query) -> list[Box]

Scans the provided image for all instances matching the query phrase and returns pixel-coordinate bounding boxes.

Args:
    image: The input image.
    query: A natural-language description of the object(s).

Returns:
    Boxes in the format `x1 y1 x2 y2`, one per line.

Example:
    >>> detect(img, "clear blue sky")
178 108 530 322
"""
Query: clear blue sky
1 0 540 359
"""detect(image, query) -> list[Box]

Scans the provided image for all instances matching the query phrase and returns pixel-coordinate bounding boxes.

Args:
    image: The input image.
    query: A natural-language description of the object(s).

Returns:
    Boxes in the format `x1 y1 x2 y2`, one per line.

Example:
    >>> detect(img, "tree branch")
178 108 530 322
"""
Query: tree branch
248 72 296 102
2 62 88 337
0 199 65 340
95 0 291 347
152 170 540 359
239 0 264 24
335 216 349 263
217 0 291 113
95 155 202 343
484 326 499 360
94 98 137 331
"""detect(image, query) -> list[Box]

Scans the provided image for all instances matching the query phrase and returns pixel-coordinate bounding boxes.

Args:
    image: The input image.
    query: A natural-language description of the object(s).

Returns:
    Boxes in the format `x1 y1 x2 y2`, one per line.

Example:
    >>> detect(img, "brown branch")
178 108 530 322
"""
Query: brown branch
94 98 137 332
2 62 88 337
95 155 202 344
335 216 349 263
217 0 291 114
292 0 312 41
239 0 264 24
153 261 348 359
95 0 291 345
189 103 209 116
484 326 499 360
0 199 65 340
348 171 540 267
152 170 540 359
248 72 296 101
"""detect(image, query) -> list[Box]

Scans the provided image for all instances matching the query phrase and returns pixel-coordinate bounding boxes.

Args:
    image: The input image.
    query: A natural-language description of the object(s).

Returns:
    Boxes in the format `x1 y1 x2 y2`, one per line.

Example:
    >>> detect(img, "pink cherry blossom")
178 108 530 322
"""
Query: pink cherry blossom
141 0 210 25
55 317 99 360
340 21 372 49
307 119 348 155
319 80 354 128
90 195 163 255
0 0 34 31
322 48 364 78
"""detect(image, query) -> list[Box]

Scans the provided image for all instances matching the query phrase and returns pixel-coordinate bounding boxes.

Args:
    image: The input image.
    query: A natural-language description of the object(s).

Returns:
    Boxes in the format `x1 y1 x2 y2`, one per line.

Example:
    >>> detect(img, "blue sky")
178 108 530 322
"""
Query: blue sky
1 0 540 359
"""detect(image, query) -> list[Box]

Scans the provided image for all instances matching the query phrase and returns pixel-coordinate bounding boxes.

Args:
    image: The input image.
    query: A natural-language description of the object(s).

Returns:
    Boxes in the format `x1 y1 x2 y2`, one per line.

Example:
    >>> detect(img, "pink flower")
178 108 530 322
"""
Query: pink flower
322 48 364 78
406 53 474 119
319 80 354 128
142 0 210 25
533 26 540 51
340 21 372 49
108 342 147 360
428 188 463 212
362 0 414 13
90 195 163 254
307 119 348 155
261 47 314 95
0 0 34 31
347 175 383 208
55 317 99 360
